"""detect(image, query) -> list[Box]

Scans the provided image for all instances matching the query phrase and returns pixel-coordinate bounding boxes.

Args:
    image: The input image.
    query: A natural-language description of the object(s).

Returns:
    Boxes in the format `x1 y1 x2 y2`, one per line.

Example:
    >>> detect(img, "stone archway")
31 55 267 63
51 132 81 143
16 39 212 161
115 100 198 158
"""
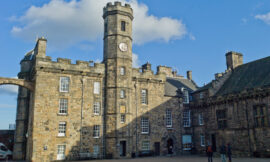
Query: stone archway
0 77 34 91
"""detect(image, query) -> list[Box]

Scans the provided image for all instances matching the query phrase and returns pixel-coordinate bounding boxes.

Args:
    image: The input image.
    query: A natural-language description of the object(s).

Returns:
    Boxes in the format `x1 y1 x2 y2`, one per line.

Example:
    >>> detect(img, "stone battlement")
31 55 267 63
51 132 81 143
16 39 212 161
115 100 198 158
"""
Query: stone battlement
35 56 105 75
132 67 166 83
103 1 133 19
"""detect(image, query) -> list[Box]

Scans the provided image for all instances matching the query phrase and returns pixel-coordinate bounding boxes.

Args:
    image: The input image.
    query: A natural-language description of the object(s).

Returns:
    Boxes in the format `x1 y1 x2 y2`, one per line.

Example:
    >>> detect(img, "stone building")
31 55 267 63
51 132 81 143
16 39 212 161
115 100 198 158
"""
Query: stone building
191 52 270 157
9 2 197 161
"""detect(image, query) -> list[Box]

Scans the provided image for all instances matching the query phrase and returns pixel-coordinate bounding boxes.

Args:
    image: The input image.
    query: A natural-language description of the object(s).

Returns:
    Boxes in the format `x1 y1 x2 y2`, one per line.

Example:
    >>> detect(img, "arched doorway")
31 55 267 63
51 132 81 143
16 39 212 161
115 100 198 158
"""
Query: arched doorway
167 138 174 154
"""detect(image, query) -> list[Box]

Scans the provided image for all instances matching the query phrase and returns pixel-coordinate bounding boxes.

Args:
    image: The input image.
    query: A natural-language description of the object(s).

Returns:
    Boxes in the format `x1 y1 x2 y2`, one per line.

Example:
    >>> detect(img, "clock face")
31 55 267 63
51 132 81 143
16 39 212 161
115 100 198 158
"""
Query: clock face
119 43 128 52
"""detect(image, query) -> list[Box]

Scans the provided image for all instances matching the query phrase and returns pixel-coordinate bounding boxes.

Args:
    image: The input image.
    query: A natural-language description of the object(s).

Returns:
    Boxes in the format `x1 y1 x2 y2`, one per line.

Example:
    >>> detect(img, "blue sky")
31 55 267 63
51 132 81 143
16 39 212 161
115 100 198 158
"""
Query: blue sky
1 0 270 129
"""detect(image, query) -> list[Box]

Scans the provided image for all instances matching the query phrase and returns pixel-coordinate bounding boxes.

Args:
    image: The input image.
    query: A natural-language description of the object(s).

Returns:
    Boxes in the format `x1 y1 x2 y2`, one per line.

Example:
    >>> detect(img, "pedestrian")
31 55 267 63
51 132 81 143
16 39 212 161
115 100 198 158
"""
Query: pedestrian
220 143 226 162
227 143 232 162
206 144 213 162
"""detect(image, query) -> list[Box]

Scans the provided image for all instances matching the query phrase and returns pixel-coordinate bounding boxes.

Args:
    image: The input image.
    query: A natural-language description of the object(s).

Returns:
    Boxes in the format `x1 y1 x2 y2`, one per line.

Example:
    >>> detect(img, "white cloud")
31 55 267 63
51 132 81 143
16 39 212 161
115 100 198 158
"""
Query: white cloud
11 0 187 48
0 85 18 96
255 12 270 25
132 53 140 68
189 33 196 41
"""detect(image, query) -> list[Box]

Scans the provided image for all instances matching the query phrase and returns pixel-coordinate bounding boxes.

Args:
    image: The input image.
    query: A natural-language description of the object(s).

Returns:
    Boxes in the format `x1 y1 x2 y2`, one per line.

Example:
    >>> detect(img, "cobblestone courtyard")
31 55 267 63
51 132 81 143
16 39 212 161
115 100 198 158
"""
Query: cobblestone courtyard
73 156 270 162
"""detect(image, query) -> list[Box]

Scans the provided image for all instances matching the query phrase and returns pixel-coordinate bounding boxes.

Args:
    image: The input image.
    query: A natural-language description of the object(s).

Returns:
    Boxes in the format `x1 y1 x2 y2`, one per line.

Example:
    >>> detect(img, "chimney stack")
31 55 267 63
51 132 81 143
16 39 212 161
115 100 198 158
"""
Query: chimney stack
226 51 243 70
187 71 192 80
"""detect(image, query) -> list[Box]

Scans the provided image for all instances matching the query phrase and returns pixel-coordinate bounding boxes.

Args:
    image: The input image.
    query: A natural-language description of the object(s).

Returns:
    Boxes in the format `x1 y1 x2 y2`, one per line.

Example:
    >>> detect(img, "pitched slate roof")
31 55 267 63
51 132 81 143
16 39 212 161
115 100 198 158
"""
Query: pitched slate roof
216 56 270 96
165 77 198 96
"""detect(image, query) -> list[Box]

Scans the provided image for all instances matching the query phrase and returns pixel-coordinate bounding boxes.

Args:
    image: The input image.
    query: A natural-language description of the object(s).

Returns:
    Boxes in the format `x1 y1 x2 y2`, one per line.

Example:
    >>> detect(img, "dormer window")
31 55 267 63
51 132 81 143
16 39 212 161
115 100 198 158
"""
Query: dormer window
121 21 126 31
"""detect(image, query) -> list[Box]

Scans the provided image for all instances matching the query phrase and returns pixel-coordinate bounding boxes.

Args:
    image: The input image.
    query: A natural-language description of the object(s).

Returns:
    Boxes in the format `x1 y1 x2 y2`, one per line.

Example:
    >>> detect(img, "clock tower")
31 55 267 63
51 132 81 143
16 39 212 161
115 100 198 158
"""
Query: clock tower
103 2 133 158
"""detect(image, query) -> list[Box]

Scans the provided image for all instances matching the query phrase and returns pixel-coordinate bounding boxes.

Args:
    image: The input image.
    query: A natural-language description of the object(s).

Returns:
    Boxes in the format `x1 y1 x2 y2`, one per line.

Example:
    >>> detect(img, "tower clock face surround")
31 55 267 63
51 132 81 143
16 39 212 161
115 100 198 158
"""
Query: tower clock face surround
119 42 128 52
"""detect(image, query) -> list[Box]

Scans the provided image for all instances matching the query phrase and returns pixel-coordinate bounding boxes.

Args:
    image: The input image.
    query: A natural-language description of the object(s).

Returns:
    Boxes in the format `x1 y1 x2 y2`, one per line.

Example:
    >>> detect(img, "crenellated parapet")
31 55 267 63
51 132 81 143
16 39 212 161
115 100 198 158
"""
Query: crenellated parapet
35 56 105 77
208 69 232 96
103 1 133 20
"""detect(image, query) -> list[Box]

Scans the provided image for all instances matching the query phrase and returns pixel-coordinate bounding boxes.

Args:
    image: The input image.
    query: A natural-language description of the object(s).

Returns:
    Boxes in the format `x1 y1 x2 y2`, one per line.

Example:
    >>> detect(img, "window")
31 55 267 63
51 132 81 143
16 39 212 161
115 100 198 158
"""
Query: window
93 102 100 115
183 89 189 104
142 141 150 151
60 77 69 92
0 146 7 151
182 135 192 150
199 92 204 99
121 114 125 123
121 21 126 31
254 105 268 127
94 82 100 94
216 110 227 129
59 99 68 114
200 134 205 146
166 109 172 128
104 22 108 33
141 89 148 104
183 110 191 127
120 90 125 98
120 67 125 75
93 125 100 138
198 113 204 125
58 122 66 137
57 145 66 160
93 145 99 158
141 117 149 134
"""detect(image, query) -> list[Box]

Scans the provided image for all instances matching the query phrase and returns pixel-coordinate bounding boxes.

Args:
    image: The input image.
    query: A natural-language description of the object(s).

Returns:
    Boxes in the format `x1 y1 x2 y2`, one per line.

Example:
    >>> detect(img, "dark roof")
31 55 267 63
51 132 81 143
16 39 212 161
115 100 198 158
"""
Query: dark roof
216 56 270 96
194 82 212 93
165 77 198 96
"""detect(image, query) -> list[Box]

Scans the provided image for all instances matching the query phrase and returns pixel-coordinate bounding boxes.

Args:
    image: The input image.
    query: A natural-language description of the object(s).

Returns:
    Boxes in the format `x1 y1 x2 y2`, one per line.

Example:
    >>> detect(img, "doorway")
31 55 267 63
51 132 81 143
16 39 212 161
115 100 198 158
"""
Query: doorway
211 134 216 152
120 141 126 157
167 138 173 154
154 142 160 156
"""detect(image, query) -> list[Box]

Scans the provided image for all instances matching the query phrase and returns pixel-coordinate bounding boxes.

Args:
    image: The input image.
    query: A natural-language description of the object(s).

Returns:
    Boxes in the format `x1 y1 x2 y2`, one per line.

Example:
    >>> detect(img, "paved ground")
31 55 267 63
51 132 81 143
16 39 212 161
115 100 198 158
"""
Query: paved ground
73 156 270 162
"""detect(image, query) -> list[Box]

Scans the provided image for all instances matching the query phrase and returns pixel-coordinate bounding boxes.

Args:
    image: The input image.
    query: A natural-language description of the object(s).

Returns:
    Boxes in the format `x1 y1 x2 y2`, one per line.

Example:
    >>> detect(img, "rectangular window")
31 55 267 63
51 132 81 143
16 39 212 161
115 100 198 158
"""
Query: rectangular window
94 82 100 94
216 110 227 129
58 122 66 137
60 77 69 92
199 92 204 99
120 90 125 99
183 110 191 127
93 102 100 115
198 113 204 125
93 145 99 158
121 21 126 31
141 117 149 134
141 89 148 104
93 125 100 138
59 99 68 114
104 22 108 33
120 67 125 75
182 135 192 150
121 114 126 123
166 109 172 128
254 105 268 127
142 141 150 151
57 145 66 160
200 134 205 147
183 89 189 104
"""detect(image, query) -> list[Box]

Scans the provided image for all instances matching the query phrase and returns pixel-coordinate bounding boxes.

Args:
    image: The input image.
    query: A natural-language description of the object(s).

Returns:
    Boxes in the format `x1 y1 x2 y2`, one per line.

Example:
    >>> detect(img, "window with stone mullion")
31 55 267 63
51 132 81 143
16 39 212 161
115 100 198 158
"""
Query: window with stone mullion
166 109 172 128
141 117 149 134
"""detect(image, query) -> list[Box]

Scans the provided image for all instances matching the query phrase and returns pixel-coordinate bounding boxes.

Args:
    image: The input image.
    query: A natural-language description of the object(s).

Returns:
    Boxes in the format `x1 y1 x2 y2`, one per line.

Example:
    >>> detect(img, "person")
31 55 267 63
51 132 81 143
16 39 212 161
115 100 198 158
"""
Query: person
220 144 226 162
227 143 232 162
206 144 213 162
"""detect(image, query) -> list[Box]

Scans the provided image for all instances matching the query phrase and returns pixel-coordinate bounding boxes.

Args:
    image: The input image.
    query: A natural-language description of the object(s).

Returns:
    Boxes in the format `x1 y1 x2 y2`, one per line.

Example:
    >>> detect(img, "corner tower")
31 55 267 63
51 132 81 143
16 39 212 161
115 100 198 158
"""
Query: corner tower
103 2 134 158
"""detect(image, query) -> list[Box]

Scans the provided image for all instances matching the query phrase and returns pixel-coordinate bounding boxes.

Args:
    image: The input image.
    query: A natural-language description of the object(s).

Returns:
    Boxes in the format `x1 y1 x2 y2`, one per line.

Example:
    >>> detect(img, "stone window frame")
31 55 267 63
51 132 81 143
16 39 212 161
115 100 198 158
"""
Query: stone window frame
120 114 126 123
120 67 125 76
166 109 173 128
141 89 148 105
120 89 125 99
182 88 189 104
200 134 205 147
216 109 227 129
94 82 100 94
121 21 126 31
58 122 67 137
198 113 204 125
93 102 100 115
93 125 100 138
183 109 191 127
93 145 99 158
141 140 150 151
59 77 70 92
57 144 66 160
253 104 268 127
59 98 68 115
141 117 149 134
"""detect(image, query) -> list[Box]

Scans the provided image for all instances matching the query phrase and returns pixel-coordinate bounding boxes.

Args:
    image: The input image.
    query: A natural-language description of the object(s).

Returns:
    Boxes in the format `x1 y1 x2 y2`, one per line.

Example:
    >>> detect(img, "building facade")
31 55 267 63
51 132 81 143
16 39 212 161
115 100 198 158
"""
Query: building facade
12 2 197 161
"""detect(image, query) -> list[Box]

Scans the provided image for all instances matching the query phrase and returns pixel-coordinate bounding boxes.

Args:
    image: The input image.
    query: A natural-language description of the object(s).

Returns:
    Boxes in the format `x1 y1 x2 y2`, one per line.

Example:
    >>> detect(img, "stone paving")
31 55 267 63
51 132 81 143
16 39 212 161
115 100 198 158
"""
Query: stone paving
73 156 270 162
